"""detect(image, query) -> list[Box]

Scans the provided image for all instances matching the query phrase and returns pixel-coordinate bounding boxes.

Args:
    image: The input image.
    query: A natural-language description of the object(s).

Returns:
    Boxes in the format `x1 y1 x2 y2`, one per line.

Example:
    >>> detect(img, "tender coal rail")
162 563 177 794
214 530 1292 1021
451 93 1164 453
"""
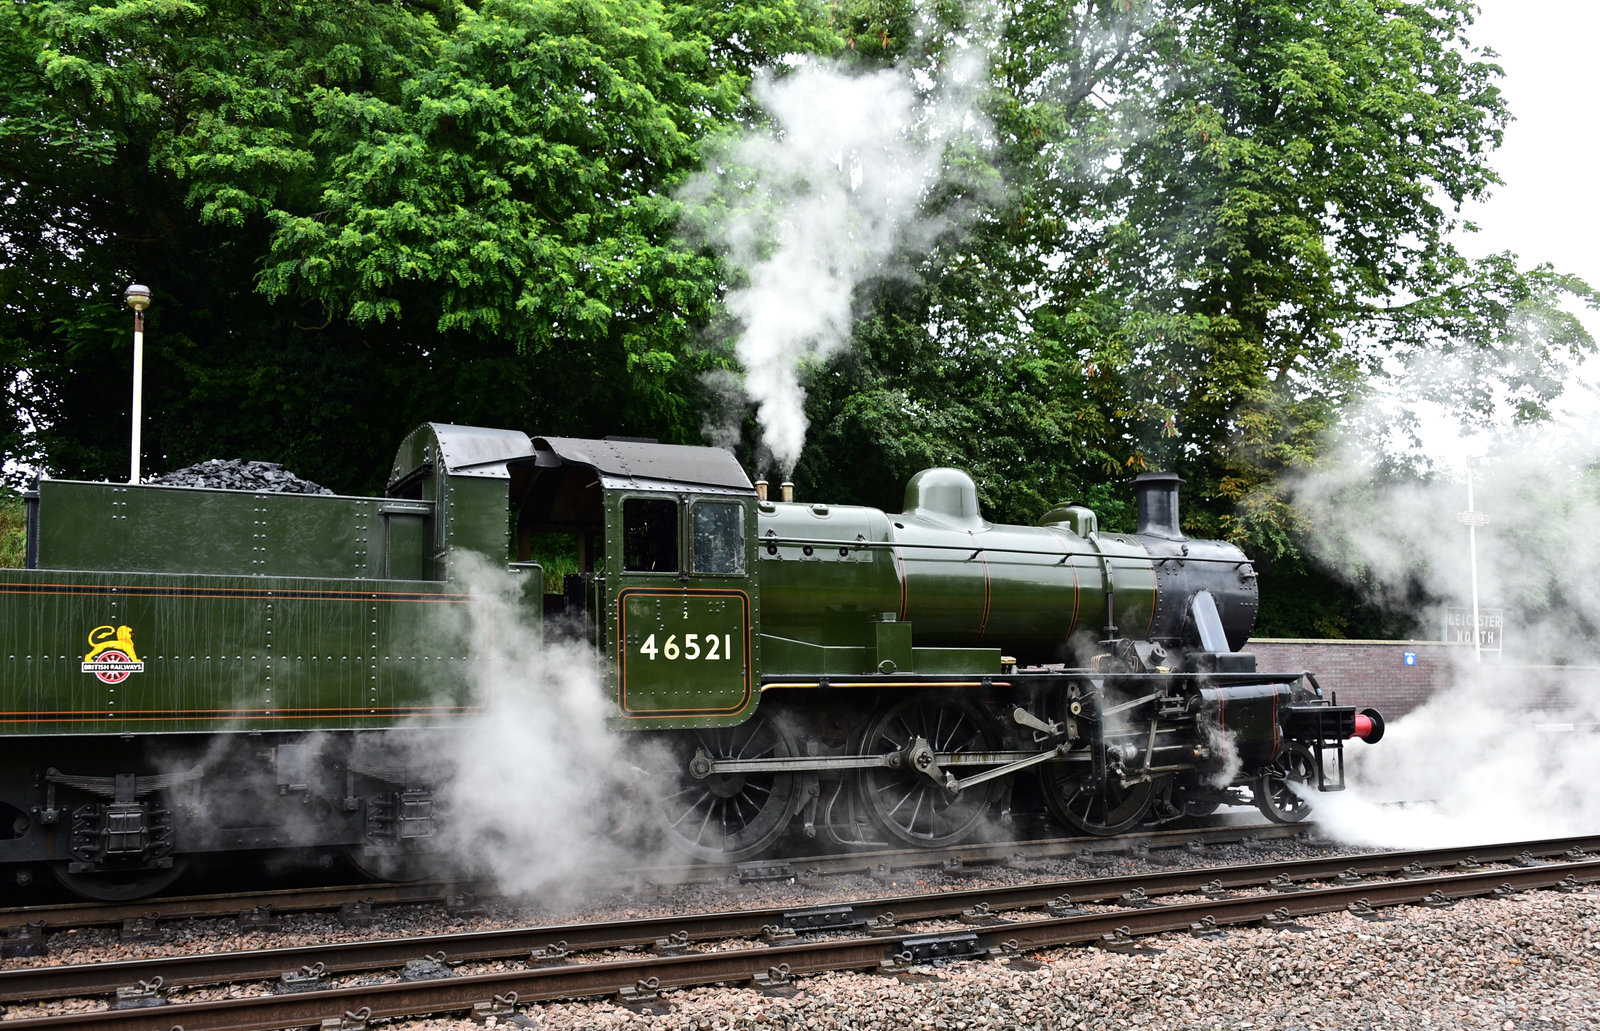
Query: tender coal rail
3 834 1597 1026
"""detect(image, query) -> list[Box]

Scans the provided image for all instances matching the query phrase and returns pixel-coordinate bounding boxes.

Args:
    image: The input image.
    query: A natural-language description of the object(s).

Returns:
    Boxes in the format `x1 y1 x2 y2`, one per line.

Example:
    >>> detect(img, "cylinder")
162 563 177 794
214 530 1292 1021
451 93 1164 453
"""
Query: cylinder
1194 683 1295 767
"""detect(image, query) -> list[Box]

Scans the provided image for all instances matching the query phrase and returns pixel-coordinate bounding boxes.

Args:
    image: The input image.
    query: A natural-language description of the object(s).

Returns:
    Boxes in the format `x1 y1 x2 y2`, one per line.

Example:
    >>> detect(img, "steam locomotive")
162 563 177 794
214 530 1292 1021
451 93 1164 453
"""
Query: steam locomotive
2 424 1381 898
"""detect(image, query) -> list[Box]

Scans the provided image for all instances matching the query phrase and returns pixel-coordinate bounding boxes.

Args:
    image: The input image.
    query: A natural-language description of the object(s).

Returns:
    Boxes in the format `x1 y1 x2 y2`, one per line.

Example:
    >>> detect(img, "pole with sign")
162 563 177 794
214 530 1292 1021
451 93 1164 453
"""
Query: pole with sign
1457 467 1489 664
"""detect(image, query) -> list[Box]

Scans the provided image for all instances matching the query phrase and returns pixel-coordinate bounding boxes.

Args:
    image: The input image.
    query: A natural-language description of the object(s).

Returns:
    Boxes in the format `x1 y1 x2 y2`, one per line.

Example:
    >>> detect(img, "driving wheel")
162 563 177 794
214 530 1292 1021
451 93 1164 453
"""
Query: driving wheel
655 712 801 862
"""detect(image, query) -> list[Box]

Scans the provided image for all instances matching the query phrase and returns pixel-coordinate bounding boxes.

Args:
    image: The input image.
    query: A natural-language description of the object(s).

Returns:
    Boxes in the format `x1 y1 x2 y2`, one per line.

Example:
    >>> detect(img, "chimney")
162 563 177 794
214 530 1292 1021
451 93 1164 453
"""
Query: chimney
780 481 794 503
1134 472 1185 539
755 478 768 502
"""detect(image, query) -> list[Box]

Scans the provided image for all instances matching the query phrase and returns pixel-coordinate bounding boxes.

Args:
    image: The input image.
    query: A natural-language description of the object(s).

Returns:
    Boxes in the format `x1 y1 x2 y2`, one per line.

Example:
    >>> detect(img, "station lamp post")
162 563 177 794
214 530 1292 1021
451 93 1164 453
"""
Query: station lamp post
124 283 151 484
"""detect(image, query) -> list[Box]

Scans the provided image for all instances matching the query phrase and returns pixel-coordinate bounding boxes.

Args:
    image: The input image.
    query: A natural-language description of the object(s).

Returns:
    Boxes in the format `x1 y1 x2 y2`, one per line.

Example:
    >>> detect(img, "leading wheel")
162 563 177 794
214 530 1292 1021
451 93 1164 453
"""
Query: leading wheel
1254 745 1316 823
1039 750 1157 836
52 858 190 901
655 713 801 862
856 694 1003 849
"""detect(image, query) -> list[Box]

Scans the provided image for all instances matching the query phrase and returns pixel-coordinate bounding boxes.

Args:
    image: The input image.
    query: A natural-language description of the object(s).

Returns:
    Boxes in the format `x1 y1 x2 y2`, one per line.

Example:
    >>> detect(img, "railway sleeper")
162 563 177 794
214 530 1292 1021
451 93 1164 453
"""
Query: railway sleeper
778 903 864 933
0 922 46 958
471 993 537 1027
881 931 988 970
110 976 167 1010
277 963 330 994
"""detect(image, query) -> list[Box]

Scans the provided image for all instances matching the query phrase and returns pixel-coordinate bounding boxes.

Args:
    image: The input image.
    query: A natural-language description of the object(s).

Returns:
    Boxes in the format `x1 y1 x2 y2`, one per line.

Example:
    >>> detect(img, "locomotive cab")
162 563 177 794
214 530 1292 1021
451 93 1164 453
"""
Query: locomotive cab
505 436 762 730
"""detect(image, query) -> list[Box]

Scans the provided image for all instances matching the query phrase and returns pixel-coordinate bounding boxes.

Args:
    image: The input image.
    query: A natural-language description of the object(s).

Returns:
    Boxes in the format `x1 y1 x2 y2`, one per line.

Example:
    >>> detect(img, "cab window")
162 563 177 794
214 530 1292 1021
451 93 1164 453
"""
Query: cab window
623 497 679 573
692 501 745 575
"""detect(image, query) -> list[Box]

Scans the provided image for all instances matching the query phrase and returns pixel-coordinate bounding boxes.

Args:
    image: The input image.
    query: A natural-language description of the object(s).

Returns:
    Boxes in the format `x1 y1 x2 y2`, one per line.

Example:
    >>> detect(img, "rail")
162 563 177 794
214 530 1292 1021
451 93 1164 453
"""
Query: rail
3 834 1597 1029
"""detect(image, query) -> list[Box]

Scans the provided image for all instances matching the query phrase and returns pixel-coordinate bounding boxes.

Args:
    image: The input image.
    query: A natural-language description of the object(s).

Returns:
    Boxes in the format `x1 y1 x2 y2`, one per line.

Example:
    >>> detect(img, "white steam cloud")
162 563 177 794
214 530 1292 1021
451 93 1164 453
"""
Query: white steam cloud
1283 354 1600 847
404 554 670 898
1312 672 1600 847
1200 721 1242 790
680 21 994 474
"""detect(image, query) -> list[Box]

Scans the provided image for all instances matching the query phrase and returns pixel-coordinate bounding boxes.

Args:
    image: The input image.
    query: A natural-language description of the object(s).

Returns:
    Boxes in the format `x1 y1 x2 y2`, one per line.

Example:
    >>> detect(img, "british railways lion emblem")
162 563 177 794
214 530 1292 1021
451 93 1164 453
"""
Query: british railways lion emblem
81 625 145 684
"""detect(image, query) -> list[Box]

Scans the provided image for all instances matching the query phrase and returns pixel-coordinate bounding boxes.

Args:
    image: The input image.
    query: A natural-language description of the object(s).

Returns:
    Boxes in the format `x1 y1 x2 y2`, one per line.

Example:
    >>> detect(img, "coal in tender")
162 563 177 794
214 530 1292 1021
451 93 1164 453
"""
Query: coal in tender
147 458 333 495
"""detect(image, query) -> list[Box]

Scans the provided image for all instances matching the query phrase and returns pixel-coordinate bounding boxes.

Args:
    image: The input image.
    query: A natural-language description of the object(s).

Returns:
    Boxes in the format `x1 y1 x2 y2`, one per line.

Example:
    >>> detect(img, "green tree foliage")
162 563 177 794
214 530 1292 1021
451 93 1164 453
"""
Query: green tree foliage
0 491 22 568
3 0 832 491
1089 2 1594 508
779 1 1594 632
5 0 1593 637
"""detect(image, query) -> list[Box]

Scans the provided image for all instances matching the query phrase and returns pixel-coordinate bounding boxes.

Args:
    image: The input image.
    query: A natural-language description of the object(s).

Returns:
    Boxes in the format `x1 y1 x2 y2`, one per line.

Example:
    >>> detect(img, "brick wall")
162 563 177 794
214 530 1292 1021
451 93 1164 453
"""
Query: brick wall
1247 639 1600 719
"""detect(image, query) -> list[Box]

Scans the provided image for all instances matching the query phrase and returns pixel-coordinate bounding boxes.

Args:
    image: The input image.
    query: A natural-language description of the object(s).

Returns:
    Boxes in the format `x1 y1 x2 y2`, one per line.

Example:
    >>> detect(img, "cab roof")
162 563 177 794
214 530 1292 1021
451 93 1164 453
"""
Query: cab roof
521 436 754 494
389 424 753 495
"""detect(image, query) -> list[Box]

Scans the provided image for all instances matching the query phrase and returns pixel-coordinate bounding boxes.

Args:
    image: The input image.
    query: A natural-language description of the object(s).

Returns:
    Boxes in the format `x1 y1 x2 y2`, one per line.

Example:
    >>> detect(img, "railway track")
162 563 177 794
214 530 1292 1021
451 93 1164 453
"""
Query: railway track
0 818 1304 935
3 834 1597 1030
0 878 495 937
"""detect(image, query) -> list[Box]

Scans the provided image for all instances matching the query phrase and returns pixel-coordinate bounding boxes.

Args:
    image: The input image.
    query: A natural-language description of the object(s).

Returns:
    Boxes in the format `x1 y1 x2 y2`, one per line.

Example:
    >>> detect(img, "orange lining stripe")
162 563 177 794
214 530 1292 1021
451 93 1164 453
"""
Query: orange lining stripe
0 590 480 604
1039 529 1083 642
1068 556 1081 639
0 705 482 716
0 580 478 598
0 709 482 725
1142 561 1158 639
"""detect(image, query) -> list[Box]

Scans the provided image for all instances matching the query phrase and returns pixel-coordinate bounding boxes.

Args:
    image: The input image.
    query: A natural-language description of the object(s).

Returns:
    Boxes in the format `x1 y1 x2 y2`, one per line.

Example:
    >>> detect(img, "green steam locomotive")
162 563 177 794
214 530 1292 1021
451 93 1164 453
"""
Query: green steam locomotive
2 424 1381 898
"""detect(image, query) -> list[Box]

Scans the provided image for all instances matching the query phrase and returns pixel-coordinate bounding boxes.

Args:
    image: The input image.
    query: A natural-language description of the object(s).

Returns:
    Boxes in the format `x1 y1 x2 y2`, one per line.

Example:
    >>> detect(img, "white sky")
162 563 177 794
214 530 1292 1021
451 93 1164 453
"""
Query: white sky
1393 2 1600 472
1459 2 1600 333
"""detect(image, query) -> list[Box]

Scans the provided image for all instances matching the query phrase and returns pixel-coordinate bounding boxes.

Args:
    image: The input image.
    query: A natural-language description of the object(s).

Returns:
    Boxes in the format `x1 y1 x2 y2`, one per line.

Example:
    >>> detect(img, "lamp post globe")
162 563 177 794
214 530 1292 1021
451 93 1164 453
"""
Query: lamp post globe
124 283 151 312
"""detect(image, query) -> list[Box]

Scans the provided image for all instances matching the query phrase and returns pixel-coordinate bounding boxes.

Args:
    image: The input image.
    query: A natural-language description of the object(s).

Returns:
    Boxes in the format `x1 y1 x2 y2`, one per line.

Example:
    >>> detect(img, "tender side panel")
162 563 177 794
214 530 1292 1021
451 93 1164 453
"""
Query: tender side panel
0 571 491 733
34 481 388 579
441 477 515 571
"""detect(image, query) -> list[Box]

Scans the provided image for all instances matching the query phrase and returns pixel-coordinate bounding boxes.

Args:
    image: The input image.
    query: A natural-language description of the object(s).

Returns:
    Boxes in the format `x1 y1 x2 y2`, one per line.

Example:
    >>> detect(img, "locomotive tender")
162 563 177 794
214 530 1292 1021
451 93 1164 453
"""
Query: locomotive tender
3 424 1382 898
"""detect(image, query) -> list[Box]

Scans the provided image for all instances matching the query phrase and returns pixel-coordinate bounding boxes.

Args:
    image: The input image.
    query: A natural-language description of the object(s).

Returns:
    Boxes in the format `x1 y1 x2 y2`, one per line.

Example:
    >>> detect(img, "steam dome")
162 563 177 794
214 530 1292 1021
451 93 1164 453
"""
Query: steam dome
902 468 987 529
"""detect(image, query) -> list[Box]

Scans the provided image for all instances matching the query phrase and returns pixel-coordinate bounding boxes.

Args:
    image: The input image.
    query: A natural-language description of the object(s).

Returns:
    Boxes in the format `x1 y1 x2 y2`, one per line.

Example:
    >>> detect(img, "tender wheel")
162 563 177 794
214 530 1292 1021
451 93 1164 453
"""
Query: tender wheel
1039 750 1157 835
1254 745 1316 823
655 713 800 862
856 694 1004 849
52 858 190 901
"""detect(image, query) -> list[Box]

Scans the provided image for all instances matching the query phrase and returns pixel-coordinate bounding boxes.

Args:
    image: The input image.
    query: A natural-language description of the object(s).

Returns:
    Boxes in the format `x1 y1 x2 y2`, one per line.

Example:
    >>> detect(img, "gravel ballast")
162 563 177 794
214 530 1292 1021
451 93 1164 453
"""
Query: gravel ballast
9 843 1596 1029
411 888 1598 1030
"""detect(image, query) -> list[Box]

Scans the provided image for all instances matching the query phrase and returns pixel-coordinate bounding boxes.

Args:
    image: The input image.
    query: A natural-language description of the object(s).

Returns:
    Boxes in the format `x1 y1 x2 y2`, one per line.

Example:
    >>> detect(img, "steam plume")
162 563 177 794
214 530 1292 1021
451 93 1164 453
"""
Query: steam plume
680 21 993 474
1283 356 1600 846
408 555 669 897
